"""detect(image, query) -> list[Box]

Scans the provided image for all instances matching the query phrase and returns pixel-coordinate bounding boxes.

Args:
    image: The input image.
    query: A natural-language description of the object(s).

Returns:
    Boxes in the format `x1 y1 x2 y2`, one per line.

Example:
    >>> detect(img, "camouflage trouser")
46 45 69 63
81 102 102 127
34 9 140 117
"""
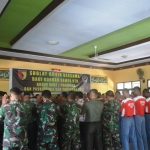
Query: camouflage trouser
37 142 59 150
61 125 80 150
103 131 122 150
3 146 28 150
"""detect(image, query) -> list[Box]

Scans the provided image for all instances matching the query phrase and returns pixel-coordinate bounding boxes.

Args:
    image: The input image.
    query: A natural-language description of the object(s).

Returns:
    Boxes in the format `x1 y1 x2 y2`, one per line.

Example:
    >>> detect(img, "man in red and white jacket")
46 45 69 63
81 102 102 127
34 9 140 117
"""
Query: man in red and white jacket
143 89 150 150
120 88 138 150
133 86 148 150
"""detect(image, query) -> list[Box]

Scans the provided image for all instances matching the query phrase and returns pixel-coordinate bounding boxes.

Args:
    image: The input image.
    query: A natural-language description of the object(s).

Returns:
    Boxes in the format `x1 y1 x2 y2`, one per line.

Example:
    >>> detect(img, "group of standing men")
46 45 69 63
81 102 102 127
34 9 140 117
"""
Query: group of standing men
0 88 82 150
0 86 149 150
117 87 150 150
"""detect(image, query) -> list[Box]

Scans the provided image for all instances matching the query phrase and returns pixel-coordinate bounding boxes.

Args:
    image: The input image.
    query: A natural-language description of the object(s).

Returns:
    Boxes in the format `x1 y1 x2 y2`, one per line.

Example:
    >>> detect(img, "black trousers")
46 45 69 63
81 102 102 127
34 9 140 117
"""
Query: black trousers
84 122 103 150
27 121 37 150
0 124 4 150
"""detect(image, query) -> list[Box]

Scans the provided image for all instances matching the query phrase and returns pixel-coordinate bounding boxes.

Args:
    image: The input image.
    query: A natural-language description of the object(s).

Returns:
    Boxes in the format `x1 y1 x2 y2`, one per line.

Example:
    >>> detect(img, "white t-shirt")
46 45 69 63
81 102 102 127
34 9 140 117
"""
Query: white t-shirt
76 99 85 122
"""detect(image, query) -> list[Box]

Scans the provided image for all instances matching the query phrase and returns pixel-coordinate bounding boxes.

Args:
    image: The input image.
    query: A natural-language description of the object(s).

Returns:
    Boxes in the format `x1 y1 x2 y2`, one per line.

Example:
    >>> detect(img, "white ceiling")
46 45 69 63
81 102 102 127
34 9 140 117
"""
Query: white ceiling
0 0 8 15
94 41 150 63
13 0 150 55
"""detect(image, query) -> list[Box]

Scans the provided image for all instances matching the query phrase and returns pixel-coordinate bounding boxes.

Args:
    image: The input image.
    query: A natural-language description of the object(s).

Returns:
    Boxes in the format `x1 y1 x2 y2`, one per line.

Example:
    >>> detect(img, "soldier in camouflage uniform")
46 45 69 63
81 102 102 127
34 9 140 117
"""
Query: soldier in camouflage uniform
23 92 37 150
37 90 59 150
0 91 4 150
0 87 31 150
61 91 80 150
57 92 68 148
102 90 121 150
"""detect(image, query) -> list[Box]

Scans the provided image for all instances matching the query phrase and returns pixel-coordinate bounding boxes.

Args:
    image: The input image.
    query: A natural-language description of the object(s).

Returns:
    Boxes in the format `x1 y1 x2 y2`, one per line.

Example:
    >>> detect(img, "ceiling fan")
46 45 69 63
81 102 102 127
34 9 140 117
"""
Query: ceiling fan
89 46 110 61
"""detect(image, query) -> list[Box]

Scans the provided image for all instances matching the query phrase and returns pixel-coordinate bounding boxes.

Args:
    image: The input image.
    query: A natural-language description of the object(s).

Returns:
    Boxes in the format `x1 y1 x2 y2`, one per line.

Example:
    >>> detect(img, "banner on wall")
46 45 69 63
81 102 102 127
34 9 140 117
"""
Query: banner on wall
91 76 107 83
9 68 91 93
0 69 9 80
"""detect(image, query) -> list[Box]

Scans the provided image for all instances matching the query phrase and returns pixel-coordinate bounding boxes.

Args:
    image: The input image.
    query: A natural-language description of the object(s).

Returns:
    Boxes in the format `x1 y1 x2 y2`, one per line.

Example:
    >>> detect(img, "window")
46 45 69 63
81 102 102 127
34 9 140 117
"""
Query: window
116 81 140 94
147 80 150 92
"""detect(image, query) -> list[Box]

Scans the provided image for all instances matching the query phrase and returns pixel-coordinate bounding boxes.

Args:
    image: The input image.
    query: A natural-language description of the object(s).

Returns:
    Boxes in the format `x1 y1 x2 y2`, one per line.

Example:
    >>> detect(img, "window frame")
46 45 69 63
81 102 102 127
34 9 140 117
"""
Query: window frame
147 79 150 91
116 80 141 94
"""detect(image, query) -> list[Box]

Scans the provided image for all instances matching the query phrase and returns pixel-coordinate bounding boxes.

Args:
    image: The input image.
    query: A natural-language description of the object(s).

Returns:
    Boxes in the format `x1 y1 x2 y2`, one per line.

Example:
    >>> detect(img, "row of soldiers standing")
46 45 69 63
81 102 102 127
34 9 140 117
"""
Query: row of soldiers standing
2 87 148 150
0 88 81 150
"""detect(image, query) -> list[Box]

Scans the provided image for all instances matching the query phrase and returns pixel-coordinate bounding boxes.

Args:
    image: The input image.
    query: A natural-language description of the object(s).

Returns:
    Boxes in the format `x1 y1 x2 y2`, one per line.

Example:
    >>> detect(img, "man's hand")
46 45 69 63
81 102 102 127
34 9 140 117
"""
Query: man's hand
2 94 8 106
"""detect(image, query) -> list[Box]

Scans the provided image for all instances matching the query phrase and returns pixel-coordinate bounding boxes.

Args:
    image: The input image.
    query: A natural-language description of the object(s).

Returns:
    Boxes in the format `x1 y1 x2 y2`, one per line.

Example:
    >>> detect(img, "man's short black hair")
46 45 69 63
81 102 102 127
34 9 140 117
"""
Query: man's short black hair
68 91 76 100
35 94 39 98
24 92 30 96
143 88 149 94
30 91 34 95
90 89 98 96
87 92 90 97
77 91 83 99
133 86 141 92
0 91 4 96
10 87 21 95
123 88 129 94
116 90 121 95
42 90 51 99
106 90 115 97
61 92 68 98
98 92 101 97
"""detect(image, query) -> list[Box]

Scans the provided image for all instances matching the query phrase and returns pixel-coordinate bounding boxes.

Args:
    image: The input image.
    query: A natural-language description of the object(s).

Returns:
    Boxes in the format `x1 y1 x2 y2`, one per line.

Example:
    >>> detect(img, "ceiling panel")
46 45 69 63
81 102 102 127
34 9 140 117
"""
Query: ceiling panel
13 0 150 55
91 41 150 63
0 0 8 14
1 49 150 69
0 50 110 67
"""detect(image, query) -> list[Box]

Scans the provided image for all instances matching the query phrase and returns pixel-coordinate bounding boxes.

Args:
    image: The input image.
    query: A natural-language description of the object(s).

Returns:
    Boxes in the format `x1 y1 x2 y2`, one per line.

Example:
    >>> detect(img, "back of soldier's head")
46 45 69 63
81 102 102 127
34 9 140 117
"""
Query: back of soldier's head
10 87 21 100
61 92 68 99
68 91 76 101
30 91 34 98
106 90 115 100
0 91 4 97
77 91 83 99
98 92 101 98
0 91 4 101
89 89 98 100
42 90 51 100
10 87 21 95
23 92 30 102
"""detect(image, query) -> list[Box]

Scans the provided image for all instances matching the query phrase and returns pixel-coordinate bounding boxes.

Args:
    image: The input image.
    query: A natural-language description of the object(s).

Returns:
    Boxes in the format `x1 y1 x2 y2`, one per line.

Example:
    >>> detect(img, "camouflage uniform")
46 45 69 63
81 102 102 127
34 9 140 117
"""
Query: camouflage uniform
0 99 31 150
37 100 59 150
24 100 37 150
0 101 4 150
61 101 80 150
57 100 68 149
102 100 121 150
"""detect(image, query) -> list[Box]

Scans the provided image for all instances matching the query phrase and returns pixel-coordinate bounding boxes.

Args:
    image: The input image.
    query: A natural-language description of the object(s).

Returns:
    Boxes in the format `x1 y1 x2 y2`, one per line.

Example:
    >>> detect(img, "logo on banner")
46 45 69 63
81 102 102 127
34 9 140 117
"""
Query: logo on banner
18 70 27 80
82 75 88 83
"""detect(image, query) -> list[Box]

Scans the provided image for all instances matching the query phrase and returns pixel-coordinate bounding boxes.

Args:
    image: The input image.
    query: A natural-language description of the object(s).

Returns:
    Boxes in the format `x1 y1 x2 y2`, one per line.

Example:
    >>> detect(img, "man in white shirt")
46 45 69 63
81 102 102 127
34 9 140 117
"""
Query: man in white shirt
76 92 84 107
